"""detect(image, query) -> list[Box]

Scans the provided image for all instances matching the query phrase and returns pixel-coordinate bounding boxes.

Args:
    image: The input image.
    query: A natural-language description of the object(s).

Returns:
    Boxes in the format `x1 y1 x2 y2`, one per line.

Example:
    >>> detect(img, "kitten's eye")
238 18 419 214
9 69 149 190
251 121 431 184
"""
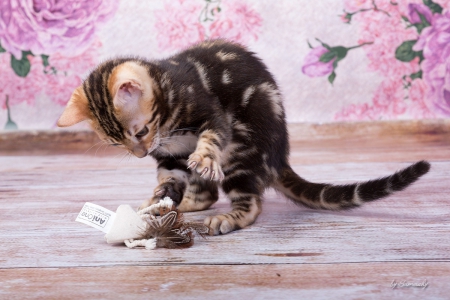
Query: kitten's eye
135 126 149 138
111 143 121 147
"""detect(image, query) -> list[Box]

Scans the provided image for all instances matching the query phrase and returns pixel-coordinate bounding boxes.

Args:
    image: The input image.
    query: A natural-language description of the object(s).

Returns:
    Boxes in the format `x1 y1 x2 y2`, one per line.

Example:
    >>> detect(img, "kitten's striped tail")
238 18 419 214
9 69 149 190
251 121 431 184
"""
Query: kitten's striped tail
273 161 430 210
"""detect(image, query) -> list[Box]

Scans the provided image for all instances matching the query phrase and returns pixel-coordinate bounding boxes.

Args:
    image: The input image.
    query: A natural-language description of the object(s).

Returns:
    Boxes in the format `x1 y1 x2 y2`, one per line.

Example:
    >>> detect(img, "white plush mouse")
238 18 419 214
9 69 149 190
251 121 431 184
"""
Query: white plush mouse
104 197 209 249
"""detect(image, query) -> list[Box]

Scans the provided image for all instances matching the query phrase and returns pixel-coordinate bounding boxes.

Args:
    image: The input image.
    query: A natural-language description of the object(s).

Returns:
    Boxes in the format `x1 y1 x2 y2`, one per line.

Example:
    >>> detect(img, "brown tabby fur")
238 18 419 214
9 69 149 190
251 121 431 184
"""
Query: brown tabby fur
58 40 430 235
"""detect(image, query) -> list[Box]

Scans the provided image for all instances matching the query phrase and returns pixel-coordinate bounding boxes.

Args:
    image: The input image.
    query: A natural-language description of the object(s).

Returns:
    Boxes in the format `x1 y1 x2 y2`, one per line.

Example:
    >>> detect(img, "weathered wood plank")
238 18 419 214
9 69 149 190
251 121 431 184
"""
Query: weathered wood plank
1 121 449 298
0 156 447 268
1 120 450 161
0 263 446 299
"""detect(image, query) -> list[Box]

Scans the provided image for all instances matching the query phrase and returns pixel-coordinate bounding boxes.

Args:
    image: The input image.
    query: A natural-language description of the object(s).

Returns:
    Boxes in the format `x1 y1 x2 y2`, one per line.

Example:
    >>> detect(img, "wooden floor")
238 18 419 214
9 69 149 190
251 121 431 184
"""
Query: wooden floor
1 121 449 299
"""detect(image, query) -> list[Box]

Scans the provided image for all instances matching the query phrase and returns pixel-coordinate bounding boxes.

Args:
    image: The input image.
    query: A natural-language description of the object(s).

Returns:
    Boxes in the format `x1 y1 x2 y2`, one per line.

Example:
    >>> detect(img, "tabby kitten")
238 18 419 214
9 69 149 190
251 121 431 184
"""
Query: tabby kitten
58 40 430 235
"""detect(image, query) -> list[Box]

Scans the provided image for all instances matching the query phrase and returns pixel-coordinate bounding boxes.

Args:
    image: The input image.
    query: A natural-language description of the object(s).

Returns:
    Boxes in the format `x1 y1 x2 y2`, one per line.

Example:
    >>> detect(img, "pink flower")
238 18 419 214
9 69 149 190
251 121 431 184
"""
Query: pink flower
46 41 100 105
0 53 42 108
343 0 373 12
335 77 436 121
0 41 99 108
350 1 421 78
302 46 335 77
335 79 406 121
408 3 433 25
0 0 118 59
155 0 205 52
408 78 435 118
209 1 262 44
413 11 450 116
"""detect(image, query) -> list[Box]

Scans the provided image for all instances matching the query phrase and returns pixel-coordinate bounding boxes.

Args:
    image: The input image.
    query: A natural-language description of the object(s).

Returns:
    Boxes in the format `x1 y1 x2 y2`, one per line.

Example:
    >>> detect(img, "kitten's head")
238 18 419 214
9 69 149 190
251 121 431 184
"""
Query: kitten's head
58 59 162 158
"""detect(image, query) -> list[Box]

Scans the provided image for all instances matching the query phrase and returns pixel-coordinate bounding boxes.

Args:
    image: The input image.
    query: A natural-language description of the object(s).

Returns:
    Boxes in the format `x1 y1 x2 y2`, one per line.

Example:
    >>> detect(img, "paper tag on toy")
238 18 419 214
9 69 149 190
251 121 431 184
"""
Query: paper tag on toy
76 202 116 233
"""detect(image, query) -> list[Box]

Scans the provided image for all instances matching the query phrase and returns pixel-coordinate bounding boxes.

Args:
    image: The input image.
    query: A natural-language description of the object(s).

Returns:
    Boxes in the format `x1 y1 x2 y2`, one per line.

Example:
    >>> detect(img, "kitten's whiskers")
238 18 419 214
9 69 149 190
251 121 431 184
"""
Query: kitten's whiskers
83 140 106 155
94 141 109 157
115 151 131 170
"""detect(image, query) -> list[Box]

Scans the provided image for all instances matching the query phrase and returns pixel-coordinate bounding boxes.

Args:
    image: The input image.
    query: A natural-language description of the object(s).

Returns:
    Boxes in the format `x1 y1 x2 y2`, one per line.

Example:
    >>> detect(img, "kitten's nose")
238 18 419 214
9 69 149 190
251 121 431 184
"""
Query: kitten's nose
132 146 148 158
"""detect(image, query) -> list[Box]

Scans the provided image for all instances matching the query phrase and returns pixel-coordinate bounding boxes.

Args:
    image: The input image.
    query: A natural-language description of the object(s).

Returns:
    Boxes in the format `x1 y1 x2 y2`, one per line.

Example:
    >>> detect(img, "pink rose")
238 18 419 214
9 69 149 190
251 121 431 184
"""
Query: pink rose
408 4 433 25
0 0 118 59
209 1 262 44
155 0 205 52
413 11 450 116
302 46 335 77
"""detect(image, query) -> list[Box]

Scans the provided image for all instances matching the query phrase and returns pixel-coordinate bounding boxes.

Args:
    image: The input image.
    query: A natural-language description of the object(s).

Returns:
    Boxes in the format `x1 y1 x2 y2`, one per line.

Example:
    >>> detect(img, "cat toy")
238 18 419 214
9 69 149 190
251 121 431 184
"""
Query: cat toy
77 197 209 249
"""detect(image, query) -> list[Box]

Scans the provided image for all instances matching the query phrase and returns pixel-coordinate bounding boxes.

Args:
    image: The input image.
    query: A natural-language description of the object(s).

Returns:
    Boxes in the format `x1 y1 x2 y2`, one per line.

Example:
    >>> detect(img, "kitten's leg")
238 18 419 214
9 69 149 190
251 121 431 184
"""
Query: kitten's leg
204 150 268 235
177 172 219 212
187 129 225 182
138 158 189 210
138 157 218 212
205 177 263 235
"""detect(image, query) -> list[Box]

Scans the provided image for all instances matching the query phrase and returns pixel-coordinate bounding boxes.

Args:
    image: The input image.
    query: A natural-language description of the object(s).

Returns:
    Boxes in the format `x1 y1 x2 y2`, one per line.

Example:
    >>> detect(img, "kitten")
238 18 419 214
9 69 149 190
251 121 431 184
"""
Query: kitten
57 40 430 235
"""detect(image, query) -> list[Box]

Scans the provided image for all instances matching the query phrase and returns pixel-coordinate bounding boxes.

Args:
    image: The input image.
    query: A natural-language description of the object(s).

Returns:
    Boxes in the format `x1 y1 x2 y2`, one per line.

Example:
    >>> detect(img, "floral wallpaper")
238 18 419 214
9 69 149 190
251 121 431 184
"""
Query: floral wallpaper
303 0 450 120
0 0 449 130
0 0 118 130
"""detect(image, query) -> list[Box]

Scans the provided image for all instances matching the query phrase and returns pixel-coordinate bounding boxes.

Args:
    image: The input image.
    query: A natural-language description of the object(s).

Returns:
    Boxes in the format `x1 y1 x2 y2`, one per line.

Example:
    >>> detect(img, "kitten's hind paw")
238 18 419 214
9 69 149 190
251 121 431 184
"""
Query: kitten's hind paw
187 153 224 181
204 198 261 235
204 215 236 235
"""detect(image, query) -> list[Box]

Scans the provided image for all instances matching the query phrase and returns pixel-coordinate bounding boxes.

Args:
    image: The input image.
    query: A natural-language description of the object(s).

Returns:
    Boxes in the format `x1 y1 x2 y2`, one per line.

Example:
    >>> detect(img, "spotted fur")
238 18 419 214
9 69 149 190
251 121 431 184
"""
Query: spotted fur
58 40 430 235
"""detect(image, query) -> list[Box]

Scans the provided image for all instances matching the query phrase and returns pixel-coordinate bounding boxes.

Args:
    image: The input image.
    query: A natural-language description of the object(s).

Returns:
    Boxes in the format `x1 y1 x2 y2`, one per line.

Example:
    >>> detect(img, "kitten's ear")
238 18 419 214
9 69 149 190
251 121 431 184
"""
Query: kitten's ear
57 86 91 127
113 81 142 110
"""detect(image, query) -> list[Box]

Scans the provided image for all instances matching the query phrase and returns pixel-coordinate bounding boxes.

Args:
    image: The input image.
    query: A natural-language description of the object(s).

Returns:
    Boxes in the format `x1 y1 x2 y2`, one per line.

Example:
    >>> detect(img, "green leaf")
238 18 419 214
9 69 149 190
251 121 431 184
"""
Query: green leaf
412 12 431 34
332 59 338 69
423 0 443 14
328 71 336 85
0 42 5 53
319 51 337 63
418 12 431 27
414 22 428 34
395 40 420 62
11 52 31 77
41 54 49 67
410 70 423 80
417 50 424 63
315 38 331 50
307 40 313 49
332 46 349 61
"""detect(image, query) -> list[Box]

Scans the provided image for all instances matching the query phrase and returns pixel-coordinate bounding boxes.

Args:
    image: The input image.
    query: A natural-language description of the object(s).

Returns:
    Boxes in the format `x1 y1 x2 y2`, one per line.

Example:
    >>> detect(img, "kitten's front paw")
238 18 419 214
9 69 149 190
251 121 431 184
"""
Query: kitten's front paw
187 153 224 181
153 180 185 204
138 180 184 211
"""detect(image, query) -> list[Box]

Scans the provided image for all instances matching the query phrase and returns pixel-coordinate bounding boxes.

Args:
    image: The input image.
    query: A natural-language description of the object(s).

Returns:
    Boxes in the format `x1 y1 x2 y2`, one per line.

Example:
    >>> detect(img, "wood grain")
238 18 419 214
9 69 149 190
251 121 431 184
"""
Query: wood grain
0 120 449 298
1 263 446 299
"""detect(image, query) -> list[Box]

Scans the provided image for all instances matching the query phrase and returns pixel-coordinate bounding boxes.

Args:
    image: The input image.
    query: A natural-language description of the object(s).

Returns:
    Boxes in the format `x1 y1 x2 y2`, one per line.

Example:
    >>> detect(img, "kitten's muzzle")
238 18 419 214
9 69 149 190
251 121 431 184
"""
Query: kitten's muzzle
131 145 148 158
